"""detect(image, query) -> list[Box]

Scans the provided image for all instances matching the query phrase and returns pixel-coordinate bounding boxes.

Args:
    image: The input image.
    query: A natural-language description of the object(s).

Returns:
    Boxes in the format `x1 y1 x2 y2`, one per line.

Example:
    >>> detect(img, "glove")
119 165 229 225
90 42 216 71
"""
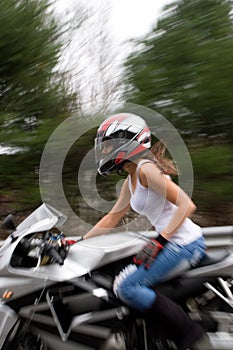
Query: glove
133 234 168 269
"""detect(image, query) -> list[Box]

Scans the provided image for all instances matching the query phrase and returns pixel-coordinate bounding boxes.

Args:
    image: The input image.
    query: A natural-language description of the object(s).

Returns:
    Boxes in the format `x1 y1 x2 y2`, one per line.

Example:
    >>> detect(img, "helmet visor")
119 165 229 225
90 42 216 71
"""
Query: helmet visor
95 136 127 167
95 134 144 176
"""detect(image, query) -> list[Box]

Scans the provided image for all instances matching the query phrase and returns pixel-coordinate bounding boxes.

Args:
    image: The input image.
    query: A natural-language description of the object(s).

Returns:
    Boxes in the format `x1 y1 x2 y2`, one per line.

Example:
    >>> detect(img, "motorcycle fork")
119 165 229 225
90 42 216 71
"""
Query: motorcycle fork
135 318 148 350
127 318 148 350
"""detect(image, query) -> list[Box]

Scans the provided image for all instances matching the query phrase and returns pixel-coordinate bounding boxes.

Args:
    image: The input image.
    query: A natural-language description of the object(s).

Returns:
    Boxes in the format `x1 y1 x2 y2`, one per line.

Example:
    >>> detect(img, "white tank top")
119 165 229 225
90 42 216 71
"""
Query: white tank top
128 160 202 245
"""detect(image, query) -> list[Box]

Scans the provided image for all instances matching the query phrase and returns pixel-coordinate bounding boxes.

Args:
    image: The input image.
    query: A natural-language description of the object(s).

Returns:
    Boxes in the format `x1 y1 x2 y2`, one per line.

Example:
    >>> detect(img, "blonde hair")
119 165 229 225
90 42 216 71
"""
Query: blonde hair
147 141 178 175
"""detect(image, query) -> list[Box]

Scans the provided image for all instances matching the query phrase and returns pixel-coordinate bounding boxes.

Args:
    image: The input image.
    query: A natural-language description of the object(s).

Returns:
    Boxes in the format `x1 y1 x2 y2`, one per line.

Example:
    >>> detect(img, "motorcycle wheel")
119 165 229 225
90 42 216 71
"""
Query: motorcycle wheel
146 322 176 350
98 320 175 350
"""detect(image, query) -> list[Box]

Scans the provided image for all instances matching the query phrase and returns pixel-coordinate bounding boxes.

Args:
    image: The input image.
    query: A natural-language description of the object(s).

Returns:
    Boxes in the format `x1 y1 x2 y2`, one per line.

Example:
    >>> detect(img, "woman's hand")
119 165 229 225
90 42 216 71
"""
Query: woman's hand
133 234 168 269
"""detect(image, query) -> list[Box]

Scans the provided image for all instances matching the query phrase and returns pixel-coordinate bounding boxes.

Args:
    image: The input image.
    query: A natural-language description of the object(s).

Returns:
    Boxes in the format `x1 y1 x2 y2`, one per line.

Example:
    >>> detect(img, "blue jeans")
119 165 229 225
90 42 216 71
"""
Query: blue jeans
116 236 206 313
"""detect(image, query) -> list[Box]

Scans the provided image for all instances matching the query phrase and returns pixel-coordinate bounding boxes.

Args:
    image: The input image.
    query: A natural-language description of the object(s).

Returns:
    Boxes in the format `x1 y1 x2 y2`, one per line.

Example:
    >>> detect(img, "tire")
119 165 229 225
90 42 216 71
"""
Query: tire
115 317 175 350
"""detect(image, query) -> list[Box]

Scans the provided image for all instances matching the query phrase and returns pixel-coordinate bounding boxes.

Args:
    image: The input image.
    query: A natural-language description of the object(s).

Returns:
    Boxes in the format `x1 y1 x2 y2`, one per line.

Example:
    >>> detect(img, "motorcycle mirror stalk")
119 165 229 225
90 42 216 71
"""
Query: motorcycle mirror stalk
1 213 17 241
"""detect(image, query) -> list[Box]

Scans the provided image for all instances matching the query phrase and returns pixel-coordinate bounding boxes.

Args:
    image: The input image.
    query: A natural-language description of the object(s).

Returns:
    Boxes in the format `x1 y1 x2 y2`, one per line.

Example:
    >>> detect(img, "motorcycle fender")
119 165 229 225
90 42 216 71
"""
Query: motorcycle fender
0 302 18 348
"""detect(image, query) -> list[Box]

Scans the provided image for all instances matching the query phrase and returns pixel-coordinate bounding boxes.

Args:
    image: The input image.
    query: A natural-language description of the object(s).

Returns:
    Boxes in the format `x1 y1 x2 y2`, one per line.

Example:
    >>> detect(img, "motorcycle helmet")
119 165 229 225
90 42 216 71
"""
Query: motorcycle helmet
95 113 151 175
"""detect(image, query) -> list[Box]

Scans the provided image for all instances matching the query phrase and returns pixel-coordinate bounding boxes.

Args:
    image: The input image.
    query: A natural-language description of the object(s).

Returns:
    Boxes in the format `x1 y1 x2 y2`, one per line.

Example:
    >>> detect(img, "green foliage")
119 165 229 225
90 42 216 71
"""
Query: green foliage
124 0 233 222
0 0 76 148
125 0 233 139
0 0 78 215
191 144 233 202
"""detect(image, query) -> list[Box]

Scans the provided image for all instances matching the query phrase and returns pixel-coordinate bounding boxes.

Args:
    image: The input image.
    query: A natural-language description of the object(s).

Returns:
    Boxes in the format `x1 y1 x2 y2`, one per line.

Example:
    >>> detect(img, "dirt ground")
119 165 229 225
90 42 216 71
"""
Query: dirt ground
0 202 232 241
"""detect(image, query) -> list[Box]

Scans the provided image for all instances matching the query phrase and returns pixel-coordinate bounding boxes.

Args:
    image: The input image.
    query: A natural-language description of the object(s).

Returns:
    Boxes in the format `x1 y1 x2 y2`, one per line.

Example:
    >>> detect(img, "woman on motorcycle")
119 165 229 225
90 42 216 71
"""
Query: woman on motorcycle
82 113 206 350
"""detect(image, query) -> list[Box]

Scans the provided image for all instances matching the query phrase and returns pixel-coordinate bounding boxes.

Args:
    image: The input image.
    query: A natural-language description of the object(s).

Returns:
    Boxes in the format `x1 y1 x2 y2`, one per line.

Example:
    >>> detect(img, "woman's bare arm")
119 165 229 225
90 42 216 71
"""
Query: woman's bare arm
139 163 196 240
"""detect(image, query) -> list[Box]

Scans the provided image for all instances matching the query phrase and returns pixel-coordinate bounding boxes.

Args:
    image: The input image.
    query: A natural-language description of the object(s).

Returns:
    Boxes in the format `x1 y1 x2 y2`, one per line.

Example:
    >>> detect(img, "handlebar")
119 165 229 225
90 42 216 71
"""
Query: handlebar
30 238 64 265
43 243 64 265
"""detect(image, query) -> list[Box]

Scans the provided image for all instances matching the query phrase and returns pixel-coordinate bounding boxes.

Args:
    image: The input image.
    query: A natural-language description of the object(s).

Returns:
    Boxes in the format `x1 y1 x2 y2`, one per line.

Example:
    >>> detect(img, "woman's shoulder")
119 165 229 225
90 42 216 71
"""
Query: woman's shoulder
138 159 161 173
138 159 163 187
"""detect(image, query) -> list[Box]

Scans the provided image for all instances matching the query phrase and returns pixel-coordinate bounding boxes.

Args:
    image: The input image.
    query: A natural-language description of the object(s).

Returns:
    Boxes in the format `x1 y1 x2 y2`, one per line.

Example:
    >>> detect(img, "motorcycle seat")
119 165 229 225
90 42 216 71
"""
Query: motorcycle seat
91 250 231 296
193 249 230 268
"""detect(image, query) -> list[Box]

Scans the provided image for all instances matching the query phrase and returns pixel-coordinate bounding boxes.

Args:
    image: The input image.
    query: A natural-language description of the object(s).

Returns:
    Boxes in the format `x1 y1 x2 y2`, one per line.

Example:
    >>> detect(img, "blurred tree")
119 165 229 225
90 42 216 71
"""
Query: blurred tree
124 0 233 224
0 0 78 215
0 0 77 150
59 2 125 116
125 0 233 139
0 0 124 225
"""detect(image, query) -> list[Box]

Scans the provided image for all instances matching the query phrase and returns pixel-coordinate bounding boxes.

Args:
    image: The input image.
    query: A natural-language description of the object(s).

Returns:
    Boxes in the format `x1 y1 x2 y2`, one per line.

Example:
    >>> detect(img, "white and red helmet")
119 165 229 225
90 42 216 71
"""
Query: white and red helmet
95 113 151 175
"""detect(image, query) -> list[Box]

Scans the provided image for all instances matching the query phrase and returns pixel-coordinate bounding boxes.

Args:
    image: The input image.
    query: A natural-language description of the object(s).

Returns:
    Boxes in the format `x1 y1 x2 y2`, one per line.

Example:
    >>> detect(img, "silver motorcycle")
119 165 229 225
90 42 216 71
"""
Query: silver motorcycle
0 203 233 350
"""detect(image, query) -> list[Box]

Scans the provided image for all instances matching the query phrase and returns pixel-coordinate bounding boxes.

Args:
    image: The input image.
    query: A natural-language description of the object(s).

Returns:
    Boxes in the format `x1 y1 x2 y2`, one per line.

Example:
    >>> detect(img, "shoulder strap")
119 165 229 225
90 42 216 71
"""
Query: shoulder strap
136 159 153 175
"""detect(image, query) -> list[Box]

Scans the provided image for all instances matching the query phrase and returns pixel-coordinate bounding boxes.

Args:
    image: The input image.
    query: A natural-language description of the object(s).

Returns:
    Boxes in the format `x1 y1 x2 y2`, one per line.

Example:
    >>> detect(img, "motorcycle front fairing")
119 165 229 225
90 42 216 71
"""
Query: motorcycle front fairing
0 204 149 298
0 203 66 253
0 204 66 273
1 233 148 285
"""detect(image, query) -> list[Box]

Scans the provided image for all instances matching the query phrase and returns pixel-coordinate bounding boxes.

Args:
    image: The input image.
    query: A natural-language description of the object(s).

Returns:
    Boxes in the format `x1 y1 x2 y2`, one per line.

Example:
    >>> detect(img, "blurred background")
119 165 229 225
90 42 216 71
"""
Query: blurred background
0 0 232 237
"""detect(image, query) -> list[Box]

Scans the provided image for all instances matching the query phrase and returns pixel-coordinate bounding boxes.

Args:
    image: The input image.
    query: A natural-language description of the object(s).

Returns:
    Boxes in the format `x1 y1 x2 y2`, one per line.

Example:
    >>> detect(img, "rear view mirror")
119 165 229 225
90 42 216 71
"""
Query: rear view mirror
1 214 16 233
